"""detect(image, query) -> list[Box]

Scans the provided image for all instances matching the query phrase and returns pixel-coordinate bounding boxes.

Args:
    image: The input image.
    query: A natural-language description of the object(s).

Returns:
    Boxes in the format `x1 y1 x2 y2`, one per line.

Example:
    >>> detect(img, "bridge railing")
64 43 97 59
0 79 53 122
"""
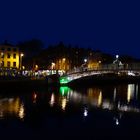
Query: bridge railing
66 63 140 76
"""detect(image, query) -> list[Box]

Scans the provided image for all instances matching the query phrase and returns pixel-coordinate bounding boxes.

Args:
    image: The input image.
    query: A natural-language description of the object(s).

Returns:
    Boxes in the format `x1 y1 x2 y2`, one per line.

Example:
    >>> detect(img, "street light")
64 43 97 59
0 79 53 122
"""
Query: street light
51 62 55 70
84 59 87 63
116 55 119 59
20 53 24 70
1 52 4 68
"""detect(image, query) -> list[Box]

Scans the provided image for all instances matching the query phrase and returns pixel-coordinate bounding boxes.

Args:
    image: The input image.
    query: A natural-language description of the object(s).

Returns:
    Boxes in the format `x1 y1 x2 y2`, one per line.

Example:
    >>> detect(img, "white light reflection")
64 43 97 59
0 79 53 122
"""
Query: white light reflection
83 107 88 117
113 117 119 126
18 104 25 119
98 91 102 106
62 88 65 96
50 94 55 107
127 84 135 103
113 88 116 101
61 98 67 111
32 92 37 103
0 98 25 119
116 119 119 125
136 84 138 100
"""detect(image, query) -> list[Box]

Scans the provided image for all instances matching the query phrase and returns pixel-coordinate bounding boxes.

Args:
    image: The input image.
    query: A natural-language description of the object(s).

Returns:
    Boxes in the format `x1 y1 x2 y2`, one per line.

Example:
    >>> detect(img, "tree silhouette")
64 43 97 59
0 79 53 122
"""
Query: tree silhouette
17 39 44 57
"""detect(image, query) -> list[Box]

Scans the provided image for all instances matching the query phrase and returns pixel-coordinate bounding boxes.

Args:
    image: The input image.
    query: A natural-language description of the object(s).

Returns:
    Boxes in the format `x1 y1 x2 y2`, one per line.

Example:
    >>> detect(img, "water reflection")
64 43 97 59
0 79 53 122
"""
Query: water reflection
0 83 140 122
32 92 38 103
49 93 55 107
83 107 88 117
127 84 135 103
57 84 140 113
0 97 25 119
61 98 67 111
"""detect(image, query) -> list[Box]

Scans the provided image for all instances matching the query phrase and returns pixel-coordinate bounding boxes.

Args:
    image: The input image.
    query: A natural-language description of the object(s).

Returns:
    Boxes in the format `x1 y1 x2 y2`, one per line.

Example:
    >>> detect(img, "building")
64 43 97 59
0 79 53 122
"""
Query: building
55 58 71 71
0 43 21 69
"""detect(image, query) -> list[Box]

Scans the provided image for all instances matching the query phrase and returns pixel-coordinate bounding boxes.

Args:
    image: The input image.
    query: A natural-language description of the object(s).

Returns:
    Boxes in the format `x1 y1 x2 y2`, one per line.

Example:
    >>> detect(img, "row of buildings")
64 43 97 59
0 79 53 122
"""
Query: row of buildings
1 41 140 72
0 41 105 71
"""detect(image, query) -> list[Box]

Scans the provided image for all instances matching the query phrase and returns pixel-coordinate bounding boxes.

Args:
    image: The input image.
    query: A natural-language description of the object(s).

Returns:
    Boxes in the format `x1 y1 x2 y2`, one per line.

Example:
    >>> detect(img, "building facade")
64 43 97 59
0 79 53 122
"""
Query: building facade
0 44 20 69
54 58 71 71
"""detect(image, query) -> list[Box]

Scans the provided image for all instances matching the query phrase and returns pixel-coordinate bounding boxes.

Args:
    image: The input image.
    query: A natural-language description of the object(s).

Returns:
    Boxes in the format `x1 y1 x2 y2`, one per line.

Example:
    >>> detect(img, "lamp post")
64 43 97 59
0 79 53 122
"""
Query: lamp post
82 58 88 71
20 53 24 70
51 62 55 70
84 59 87 63
1 52 4 68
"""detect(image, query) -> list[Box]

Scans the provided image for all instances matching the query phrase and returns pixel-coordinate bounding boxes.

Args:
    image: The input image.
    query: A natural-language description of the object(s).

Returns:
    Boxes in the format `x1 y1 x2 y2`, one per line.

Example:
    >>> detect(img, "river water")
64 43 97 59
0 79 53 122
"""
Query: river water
0 83 140 139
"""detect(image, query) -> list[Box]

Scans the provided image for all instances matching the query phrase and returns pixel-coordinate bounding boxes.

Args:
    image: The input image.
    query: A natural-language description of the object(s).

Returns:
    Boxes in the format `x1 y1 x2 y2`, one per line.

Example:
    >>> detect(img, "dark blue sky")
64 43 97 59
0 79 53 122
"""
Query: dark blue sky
0 0 140 58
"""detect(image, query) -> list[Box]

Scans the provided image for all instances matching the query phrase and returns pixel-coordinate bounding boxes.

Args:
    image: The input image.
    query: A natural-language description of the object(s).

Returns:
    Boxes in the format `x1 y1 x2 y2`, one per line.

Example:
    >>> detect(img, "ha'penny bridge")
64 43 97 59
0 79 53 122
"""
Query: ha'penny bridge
59 68 140 85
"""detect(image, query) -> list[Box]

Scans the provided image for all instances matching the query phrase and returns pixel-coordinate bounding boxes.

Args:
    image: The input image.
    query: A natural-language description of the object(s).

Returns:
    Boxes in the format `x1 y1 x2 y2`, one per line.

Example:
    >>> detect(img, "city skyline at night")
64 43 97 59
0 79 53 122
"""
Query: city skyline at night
0 0 140 58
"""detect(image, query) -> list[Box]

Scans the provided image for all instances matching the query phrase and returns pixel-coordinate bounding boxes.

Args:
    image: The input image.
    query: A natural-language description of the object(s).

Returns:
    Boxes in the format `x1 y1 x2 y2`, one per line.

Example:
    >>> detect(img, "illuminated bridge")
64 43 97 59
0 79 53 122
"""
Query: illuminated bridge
59 69 140 85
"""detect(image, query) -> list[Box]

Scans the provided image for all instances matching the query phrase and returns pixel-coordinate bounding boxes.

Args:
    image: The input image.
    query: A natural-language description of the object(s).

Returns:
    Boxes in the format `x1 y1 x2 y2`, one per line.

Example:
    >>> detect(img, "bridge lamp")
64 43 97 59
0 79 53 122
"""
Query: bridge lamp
84 59 87 63
51 62 55 69
116 55 119 59
20 53 24 70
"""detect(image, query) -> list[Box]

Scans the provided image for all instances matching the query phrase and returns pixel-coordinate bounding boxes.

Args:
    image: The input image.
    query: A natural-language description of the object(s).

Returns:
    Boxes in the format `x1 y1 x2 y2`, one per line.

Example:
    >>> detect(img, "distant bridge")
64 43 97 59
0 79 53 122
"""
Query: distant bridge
59 68 140 84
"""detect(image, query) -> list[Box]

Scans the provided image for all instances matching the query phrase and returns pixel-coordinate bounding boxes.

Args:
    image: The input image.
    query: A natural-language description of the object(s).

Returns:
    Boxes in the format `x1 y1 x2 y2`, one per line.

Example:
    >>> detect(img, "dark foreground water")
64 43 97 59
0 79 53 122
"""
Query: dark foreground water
0 83 140 140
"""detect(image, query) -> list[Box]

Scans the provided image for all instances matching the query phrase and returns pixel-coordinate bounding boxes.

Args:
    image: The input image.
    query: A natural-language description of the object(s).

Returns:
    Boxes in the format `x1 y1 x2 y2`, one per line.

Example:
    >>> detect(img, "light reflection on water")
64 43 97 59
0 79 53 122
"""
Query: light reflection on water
0 97 25 120
57 84 140 113
0 83 139 121
0 83 139 139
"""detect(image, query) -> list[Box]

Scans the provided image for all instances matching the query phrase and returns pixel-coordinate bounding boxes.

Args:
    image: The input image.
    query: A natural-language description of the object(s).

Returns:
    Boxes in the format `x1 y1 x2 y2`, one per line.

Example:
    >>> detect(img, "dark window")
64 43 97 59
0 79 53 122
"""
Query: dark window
13 62 16 67
1 48 4 51
7 61 10 67
13 54 16 59
1 61 4 67
7 48 11 51
7 53 10 58
13 48 17 52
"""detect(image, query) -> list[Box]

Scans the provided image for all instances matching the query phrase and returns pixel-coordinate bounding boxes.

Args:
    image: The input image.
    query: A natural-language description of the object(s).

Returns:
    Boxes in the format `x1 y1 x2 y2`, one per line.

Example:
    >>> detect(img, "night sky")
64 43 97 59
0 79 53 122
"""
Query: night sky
0 0 140 58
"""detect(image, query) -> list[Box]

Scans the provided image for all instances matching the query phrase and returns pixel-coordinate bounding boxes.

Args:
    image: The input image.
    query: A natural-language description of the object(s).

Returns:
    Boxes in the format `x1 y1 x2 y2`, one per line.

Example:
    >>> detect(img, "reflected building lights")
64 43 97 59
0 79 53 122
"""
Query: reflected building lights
61 85 140 114
18 104 25 119
0 111 3 118
136 84 138 100
0 97 25 119
113 88 116 101
98 91 102 106
61 98 67 111
127 84 135 103
32 92 37 103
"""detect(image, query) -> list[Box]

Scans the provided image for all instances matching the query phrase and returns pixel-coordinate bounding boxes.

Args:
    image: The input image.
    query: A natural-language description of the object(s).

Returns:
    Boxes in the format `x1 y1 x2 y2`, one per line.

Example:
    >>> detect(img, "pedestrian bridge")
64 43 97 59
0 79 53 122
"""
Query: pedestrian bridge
59 69 140 84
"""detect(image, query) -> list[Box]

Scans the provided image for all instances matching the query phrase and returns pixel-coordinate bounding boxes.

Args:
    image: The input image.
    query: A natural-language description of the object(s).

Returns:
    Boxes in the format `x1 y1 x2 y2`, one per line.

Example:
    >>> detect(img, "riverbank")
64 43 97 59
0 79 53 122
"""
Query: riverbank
0 75 59 91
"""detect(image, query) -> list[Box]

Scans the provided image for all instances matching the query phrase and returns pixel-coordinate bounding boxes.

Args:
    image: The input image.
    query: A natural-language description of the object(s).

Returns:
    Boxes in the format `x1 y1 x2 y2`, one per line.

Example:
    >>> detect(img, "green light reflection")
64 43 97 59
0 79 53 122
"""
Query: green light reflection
59 86 71 96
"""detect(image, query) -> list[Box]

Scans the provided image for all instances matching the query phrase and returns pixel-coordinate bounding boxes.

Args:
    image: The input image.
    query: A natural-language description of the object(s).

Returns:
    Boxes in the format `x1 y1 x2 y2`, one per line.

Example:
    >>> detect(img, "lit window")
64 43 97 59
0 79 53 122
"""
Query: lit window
1 52 4 58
